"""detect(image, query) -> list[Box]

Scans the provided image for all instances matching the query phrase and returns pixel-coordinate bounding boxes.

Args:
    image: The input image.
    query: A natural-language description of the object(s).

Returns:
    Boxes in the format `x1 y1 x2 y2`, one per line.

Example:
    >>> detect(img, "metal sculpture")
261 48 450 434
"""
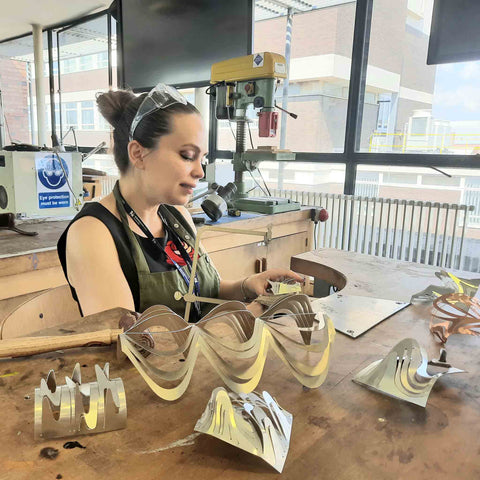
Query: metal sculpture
34 363 126 440
119 294 335 401
195 387 293 473
430 293 480 343
411 270 480 304
352 338 463 407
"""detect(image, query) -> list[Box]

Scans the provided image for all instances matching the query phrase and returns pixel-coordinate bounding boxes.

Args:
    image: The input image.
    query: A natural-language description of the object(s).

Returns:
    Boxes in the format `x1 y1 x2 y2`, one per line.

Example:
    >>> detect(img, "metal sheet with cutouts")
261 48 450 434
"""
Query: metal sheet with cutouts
311 294 409 338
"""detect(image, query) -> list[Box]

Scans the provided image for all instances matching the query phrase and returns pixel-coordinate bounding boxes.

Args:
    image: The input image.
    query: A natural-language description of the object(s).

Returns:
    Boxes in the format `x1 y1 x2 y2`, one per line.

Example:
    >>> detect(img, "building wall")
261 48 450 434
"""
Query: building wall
0 58 30 144
368 0 407 74
401 26 435 93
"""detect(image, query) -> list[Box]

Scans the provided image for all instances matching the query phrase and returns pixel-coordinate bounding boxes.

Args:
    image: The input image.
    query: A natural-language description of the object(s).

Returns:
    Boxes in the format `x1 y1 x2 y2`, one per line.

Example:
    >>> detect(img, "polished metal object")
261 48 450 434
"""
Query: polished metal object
267 279 302 295
120 294 335 401
430 293 480 343
411 270 480 304
311 294 409 338
195 387 292 473
352 338 463 407
34 363 126 440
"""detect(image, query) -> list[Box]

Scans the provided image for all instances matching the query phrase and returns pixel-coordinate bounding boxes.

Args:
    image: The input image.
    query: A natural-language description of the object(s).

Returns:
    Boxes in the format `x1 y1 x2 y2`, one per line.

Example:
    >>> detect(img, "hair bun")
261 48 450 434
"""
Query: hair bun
96 90 136 128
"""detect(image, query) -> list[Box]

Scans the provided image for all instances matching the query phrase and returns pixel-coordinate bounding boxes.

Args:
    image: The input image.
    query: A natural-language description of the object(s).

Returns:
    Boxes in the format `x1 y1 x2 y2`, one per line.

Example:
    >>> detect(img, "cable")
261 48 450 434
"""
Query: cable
257 167 271 197
247 120 254 149
72 128 78 152
4 113 13 143
245 121 271 196
54 151 81 211
246 167 269 197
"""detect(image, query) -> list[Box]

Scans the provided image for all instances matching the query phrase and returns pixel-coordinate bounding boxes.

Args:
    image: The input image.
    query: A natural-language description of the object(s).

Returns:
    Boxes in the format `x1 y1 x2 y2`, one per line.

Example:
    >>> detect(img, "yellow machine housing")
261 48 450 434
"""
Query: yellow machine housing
211 52 287 83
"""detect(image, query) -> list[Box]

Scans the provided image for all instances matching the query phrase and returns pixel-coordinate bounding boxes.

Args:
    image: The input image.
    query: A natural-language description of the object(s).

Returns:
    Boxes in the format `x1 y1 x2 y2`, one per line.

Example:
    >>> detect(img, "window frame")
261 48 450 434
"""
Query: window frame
210 0 480 195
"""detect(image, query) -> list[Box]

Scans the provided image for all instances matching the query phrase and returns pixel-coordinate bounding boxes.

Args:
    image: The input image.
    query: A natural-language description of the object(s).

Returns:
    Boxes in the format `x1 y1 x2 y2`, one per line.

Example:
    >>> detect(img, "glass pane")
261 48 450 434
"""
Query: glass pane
355 165 480 272
217 1 357 153
81 101 94 130
255 161 346 194
360 0 480 155
65 102 78 128
58 15 111 147
0 34 48 145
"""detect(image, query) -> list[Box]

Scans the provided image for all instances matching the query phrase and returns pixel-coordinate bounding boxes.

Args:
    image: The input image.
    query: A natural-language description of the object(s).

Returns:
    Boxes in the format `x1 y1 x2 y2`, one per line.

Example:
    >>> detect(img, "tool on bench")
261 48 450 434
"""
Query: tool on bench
0 312 153 359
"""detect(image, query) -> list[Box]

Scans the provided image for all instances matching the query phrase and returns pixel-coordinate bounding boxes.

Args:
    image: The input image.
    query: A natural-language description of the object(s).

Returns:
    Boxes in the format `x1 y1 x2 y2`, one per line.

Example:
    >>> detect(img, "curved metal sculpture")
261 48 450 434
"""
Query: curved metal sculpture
34 363 126 439
119 294 335 401
430 293 480 343
352 338 463 407
195 387 293 473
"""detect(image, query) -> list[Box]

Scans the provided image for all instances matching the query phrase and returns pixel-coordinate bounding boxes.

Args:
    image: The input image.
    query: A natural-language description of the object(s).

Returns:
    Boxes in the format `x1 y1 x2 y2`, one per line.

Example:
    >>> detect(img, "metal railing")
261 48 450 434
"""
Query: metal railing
269 189 477 271
98 175 119 197
368 132 480 154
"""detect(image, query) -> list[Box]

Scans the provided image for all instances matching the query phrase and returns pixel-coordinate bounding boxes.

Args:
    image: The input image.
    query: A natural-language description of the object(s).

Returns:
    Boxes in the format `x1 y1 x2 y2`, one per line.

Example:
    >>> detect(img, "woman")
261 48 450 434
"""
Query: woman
57 84 303 320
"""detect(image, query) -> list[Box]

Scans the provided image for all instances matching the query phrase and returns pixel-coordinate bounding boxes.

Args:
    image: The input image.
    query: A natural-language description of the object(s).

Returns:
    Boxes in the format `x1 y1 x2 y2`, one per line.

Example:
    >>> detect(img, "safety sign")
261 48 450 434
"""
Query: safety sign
35 152 72 209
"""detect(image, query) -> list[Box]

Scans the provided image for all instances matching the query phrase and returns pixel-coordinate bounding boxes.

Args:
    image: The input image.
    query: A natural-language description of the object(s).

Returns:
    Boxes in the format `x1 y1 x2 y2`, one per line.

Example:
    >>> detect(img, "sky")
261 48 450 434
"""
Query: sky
432 60 480 123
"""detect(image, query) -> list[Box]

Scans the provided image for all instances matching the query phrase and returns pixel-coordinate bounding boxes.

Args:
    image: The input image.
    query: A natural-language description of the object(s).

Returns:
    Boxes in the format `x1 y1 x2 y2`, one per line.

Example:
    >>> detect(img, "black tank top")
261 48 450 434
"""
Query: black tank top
57 202 181 313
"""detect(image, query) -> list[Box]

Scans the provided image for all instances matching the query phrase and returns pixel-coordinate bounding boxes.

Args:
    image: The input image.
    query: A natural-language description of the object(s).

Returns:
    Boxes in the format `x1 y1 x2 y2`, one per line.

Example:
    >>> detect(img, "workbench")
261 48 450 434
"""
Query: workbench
0 249 479 479
0 209 313 325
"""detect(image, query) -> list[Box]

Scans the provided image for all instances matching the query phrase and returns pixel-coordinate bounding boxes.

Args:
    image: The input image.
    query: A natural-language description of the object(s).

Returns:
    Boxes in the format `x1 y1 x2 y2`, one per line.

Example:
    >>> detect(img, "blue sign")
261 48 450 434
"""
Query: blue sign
38 192 70 209
37 154 69 190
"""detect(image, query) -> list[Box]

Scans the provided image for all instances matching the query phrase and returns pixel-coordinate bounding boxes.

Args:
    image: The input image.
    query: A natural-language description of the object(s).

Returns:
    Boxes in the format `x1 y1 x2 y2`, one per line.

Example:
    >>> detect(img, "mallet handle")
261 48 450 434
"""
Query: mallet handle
0 329 123 358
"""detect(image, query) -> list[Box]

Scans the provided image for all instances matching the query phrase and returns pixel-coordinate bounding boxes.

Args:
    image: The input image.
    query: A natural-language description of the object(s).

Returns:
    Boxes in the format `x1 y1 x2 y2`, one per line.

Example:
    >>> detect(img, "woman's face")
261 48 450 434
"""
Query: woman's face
141 113 207 205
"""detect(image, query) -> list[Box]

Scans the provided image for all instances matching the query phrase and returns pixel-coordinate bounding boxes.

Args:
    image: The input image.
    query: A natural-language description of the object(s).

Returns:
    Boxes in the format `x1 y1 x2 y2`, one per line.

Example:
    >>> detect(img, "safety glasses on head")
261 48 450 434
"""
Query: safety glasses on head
129 83 188 142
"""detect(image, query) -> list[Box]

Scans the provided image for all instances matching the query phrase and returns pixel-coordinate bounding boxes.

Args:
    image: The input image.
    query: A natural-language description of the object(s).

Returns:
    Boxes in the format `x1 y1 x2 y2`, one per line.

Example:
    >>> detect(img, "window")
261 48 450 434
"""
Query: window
81 101 94 129
65 102 78 129
218 1 357 153
62 58 77 74
0 34 46 144
97 51 108 69
58 14 111 146
376 94 391 133
79 55 94 71
258 162 346 194
360 0 480 155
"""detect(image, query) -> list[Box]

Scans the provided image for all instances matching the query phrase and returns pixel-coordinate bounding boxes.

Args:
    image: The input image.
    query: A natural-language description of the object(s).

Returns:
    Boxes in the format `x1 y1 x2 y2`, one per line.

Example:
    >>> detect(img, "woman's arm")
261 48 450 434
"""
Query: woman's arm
218 268 305 301
65 216 135 316
175 205 304 307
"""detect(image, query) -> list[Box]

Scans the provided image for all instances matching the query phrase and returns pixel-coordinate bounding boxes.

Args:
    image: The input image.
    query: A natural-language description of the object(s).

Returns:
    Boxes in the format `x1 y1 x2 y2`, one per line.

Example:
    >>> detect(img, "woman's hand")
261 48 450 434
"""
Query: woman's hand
243 268 305 298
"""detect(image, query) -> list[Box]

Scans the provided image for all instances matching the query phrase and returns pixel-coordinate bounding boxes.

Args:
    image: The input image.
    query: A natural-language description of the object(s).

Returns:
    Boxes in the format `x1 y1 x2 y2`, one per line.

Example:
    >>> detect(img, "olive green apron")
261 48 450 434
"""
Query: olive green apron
113 184 220 319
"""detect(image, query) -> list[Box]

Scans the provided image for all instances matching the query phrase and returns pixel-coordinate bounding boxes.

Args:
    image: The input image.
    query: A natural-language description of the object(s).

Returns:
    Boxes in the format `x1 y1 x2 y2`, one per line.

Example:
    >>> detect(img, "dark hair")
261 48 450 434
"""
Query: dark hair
96 89 199 174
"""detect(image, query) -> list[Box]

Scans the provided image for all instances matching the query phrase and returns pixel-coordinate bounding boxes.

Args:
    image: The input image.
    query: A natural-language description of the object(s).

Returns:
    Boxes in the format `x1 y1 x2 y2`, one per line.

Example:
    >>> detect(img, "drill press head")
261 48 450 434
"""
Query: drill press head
210 52 287 137
209 53 299 215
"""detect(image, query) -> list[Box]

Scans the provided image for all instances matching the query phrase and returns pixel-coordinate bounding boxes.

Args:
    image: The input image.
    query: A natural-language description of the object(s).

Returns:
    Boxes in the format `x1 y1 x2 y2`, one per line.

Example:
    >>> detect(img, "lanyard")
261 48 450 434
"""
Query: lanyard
116 190 202 320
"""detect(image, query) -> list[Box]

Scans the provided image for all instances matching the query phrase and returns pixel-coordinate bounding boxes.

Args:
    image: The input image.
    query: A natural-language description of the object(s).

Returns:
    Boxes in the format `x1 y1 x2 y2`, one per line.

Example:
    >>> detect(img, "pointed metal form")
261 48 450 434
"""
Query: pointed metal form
34 363 127 440
195 387 293 473
352 338 464 407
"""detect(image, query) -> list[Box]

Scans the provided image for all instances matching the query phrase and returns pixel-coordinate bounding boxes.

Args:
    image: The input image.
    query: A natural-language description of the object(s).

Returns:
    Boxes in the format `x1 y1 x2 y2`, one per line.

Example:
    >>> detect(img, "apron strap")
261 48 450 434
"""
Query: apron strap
113 182 151 274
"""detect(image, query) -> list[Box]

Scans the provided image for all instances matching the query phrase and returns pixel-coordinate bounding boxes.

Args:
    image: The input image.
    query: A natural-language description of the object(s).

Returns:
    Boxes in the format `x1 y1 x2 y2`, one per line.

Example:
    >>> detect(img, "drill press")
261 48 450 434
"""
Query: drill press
210 52 300 214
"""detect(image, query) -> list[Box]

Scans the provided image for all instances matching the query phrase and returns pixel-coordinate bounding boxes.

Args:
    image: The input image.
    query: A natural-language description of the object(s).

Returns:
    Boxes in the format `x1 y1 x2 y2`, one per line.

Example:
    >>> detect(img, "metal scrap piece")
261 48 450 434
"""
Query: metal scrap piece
430 293 480 343
195 387 293 473
34 363 127 440
352 338 464 407
119 294 335 401
411 270 480 304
